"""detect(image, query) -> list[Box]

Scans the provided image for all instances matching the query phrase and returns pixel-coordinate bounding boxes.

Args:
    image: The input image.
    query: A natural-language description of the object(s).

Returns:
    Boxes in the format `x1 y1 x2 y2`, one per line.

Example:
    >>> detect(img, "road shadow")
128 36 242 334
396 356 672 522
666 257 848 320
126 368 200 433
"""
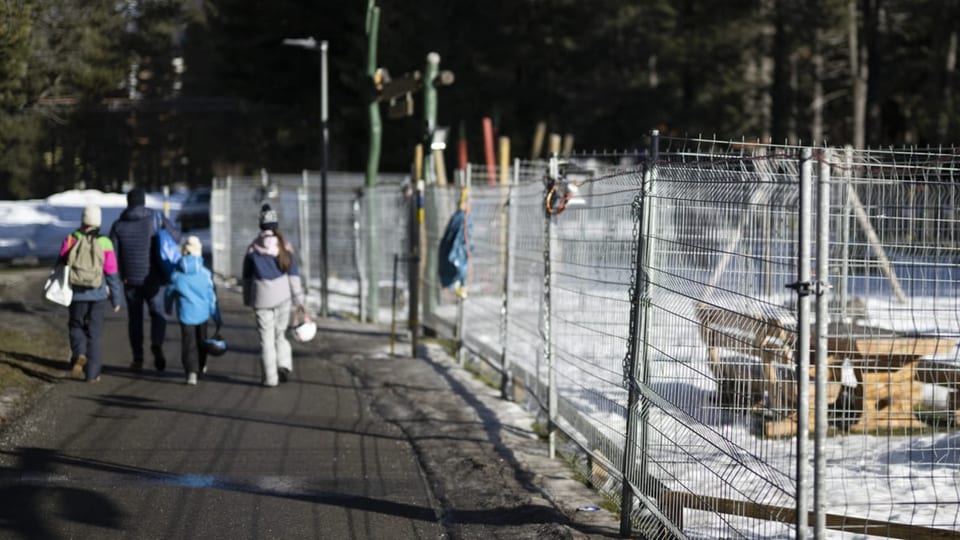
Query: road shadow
0 350 67 382
0 447 125 539
0 447 575 533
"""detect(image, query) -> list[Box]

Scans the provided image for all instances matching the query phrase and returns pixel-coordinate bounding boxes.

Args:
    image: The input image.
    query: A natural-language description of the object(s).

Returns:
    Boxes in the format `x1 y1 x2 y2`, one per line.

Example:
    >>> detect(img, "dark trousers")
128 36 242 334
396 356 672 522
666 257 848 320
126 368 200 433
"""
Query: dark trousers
179 322 208 375
123 282 166 361
68 300 106 381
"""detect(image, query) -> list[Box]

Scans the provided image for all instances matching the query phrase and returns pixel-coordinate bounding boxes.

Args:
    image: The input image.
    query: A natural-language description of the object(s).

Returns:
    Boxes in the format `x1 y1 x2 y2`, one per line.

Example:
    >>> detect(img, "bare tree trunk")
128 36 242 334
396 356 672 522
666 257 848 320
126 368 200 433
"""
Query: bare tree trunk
938 26 957 141
769 0 790 144
811 10 825 145
848 0 867 148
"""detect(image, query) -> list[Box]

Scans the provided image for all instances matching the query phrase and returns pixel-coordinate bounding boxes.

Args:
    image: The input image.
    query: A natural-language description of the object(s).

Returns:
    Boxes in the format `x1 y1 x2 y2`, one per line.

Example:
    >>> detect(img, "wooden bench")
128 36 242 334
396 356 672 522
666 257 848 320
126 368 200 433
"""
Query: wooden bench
696 304 958 435
697 303 845 438
827 330 957 432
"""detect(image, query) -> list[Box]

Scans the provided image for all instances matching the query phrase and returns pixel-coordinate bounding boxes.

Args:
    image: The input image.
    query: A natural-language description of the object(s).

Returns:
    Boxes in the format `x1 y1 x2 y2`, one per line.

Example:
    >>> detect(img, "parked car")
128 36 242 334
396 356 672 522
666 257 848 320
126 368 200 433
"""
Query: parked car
176 188 210 233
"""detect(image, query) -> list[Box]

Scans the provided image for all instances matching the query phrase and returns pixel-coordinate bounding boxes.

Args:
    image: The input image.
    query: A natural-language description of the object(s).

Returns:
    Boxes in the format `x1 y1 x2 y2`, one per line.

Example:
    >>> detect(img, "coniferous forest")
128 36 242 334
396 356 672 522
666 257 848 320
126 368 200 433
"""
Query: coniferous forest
0 0 958 198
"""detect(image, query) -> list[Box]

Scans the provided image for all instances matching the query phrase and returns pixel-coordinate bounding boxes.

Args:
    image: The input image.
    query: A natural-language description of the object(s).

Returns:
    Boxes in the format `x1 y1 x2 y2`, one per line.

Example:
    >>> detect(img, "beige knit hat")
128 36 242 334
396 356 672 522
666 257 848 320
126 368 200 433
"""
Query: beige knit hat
183 235 202 256
81 205 102 228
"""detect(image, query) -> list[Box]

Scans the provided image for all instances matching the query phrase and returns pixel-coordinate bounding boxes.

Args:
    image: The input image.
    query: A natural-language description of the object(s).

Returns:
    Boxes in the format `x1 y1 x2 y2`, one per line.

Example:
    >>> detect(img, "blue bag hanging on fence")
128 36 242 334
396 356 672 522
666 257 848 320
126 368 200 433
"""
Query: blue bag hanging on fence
438 208 472 290
154 211 182 281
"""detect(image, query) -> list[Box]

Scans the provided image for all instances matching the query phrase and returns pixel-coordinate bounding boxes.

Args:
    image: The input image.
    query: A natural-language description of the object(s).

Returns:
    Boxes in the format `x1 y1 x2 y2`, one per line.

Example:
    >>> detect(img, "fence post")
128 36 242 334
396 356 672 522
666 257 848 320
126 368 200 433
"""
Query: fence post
454 174 470 367
545 155 558 460
224 176 233 278
366 187 380 322
409 145 425 358
814 149 831 538
298 170 312 302
499 160 519 400
619 129 658 537
210 177 230 276
353 192 363 319
793 147 814 539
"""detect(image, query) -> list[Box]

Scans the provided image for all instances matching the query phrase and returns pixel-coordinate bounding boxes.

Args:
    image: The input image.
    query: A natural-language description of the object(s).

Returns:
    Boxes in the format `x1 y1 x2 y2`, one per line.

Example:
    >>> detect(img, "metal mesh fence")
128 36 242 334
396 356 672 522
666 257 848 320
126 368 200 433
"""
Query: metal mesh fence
548 171 640 496
358 183 411 323
629 154 804 539
814 148 960 535
421 186 462 335
458 184 510 363
503 181 550 411
211 141 960 538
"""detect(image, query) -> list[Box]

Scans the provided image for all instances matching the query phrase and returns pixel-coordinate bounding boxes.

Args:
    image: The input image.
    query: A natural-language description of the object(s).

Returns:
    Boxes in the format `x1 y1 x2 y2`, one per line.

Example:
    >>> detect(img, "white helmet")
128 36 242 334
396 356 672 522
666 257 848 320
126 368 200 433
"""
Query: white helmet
291 319 317 343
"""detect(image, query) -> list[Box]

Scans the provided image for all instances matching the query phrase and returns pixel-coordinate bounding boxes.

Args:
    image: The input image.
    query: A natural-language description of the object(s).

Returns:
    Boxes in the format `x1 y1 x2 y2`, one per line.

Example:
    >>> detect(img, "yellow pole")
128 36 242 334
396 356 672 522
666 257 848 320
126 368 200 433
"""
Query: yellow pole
434 148 448 186
548 133 562 156
415 144 424 182
562 133 574 158
531 121 546 159
498 136 510 185
414 144 424 223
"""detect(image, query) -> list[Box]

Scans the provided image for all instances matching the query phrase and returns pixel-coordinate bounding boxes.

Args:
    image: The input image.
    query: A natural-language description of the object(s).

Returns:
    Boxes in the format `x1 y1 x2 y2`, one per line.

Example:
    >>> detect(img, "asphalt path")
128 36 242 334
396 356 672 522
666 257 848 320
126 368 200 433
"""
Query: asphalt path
0 269 620 539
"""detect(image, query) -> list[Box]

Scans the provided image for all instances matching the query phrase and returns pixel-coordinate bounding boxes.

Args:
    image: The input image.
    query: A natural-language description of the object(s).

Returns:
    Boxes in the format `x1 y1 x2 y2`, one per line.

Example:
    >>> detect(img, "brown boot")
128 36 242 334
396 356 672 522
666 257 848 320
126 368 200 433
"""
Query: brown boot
71 355 87 380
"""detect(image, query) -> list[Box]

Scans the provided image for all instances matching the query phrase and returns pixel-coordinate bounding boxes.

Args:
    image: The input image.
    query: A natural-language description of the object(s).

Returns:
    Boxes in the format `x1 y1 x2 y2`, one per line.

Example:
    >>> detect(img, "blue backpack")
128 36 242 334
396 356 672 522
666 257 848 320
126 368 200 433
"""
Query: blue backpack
154 212 182 281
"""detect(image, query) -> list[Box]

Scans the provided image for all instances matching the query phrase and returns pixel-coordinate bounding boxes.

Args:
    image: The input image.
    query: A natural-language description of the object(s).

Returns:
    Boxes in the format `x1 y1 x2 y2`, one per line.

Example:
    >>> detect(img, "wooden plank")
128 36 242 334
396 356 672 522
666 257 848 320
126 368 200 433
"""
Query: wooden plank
853 337 955 358
661 491 959 539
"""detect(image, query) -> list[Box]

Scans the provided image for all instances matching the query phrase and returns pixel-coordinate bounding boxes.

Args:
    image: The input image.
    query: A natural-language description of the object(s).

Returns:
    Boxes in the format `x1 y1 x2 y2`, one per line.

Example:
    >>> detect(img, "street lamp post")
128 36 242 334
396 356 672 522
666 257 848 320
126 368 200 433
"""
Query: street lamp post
283 36 330 317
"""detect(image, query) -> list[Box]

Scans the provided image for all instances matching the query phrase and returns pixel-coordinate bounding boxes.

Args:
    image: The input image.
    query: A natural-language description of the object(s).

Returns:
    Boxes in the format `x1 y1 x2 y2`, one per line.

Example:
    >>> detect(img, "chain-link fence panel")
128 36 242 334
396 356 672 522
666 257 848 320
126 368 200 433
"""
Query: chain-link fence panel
459 183 511 366
625 155 803 539
547 169 641 501
358 183 412 323
503 181 550 411
813 148 960 536
208 141 960 538
421 185 462 335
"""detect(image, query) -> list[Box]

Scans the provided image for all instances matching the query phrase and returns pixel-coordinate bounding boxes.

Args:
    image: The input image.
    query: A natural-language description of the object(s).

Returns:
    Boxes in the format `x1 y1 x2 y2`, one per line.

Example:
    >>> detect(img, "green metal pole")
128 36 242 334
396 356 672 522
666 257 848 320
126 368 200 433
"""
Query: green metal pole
422 52 439 324
366 4 381 188
365 3 381 322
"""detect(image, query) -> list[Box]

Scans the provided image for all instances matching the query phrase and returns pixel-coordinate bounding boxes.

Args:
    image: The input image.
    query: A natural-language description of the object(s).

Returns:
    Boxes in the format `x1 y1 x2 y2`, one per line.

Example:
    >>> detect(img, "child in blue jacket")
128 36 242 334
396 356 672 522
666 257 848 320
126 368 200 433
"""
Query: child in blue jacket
164 236 222 385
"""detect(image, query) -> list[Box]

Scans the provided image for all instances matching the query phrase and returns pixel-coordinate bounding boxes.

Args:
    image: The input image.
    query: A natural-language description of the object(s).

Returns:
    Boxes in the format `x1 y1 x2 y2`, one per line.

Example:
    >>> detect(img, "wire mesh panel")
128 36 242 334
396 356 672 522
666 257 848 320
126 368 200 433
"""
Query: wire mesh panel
504 181 550 410
815 149 960 536
626 154 803 539
210 179 231 278
357 184 411 323
459 184 511 364
302 171 370 317
548 170 641 495
422 185 463 335
224 177 268 281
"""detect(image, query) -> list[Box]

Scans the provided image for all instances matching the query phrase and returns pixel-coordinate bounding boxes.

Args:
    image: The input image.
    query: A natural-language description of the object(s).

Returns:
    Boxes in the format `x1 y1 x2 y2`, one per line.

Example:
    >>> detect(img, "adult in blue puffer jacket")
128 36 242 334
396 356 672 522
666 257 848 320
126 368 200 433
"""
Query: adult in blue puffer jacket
242 204 305 387
109 187 179 373
164 236 221 385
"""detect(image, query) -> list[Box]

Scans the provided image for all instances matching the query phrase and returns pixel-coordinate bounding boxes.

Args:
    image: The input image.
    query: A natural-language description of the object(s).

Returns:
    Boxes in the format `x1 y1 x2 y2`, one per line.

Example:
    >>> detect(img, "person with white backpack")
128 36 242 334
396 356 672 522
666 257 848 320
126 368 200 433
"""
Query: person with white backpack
57 205 123 382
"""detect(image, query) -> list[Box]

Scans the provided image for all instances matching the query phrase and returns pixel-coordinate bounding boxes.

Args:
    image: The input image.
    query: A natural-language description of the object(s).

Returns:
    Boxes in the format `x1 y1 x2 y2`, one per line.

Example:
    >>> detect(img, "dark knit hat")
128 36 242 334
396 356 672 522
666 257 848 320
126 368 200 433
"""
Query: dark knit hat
127 187 146 208
259 203 278 230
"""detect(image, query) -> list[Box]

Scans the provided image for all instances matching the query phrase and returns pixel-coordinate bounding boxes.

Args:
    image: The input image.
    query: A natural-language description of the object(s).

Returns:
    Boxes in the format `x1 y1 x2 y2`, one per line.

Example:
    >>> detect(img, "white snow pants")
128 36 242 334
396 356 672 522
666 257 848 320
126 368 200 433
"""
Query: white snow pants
255 301 292 386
